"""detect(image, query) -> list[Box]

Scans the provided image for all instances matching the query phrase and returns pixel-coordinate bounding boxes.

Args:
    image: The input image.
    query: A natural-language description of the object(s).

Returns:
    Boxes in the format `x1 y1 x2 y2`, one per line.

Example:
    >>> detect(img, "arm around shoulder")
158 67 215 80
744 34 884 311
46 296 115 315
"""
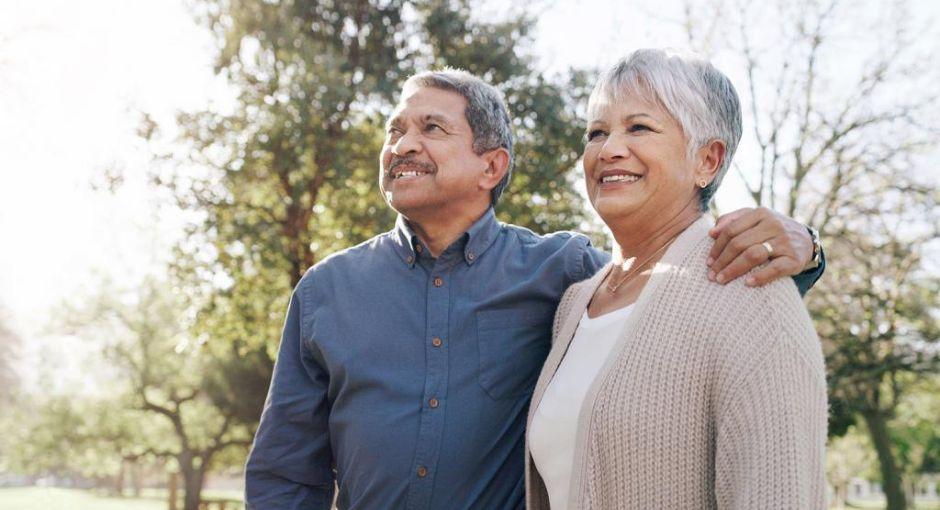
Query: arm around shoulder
245 283 335 510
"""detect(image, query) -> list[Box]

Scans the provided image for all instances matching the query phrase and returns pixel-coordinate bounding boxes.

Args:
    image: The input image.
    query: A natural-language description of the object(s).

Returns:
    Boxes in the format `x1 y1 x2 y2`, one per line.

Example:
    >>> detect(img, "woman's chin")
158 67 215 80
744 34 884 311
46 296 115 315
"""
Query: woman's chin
593 200 642 227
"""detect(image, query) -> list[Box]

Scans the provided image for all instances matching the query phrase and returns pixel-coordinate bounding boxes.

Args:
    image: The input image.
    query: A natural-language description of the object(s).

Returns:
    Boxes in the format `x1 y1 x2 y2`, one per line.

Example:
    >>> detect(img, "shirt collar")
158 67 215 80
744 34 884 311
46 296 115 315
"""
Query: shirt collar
391 207 501 268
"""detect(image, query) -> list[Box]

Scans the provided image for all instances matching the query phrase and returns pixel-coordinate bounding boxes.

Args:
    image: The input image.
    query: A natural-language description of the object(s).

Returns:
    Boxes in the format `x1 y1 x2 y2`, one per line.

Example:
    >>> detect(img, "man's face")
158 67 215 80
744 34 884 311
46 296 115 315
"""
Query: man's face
380 86 490 218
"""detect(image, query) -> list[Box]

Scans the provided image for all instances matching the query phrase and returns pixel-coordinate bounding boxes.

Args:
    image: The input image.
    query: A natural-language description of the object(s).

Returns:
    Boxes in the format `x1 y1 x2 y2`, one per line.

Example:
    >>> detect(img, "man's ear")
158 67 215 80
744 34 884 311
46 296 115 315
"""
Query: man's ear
695 139 726 186
479 147 511 192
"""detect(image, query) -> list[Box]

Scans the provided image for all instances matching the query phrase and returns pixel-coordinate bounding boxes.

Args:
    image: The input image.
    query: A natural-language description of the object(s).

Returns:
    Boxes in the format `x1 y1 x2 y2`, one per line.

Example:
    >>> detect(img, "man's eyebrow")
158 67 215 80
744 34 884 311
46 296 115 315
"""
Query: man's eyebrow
385 116 403 129
423 113 454 127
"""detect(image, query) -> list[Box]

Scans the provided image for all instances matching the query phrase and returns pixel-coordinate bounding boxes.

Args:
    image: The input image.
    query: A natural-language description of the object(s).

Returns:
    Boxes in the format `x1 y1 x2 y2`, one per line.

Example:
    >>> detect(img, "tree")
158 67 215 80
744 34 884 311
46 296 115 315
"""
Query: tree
680 0 940 507
827 425 878 508
0 307 18 407
149 0 598 433
891 376 940 502
3 395 158 496
59 277 254 510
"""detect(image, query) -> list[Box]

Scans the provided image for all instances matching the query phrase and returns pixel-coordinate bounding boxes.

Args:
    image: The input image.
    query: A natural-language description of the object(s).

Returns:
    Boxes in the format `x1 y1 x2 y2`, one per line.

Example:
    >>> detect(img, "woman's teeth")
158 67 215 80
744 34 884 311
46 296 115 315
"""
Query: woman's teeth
601 174 640 183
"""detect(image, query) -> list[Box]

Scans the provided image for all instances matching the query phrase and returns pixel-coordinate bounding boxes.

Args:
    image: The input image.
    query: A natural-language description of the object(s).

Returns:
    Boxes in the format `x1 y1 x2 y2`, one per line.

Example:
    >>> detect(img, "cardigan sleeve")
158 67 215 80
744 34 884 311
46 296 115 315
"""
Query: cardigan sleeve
713 323 828 510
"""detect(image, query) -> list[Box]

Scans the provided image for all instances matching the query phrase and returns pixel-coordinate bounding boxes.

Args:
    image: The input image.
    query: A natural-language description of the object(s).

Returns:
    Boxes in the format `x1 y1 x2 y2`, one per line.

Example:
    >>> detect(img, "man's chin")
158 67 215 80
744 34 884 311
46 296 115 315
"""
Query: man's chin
385 193 437 217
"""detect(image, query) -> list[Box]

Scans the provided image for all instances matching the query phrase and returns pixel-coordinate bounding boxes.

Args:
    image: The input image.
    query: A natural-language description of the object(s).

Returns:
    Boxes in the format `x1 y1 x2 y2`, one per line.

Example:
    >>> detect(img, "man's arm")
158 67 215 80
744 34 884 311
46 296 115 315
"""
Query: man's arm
245 287 335 510
706 207 825 296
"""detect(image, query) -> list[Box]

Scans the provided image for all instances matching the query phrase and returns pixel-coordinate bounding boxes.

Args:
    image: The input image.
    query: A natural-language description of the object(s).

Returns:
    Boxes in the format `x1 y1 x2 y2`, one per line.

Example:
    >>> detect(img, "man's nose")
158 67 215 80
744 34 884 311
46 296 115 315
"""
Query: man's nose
392 129 421 156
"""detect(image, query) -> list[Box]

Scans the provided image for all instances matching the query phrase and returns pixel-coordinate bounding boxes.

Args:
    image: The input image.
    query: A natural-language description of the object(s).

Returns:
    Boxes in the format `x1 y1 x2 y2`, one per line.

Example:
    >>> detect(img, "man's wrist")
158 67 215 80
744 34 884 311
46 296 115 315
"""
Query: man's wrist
804 225 822 271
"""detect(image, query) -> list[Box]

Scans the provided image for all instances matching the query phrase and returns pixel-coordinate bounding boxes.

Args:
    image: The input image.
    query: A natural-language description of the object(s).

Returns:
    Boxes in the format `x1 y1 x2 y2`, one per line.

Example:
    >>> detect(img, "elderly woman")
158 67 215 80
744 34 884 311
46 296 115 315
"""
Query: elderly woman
525 50 828 509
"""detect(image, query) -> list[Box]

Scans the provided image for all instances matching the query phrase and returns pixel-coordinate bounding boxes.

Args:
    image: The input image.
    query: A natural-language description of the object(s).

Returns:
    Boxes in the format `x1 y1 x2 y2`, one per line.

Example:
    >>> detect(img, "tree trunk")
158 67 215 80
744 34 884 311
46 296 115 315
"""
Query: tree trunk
179 456 206 510
168 471 179 510
863 411 907 510
131 460 142 497
113 461 125 497
833 483 846 509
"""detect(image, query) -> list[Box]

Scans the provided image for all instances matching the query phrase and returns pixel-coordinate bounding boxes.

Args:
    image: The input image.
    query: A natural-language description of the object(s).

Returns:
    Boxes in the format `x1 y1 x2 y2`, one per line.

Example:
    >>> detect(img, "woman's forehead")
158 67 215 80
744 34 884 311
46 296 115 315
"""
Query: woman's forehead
587 91 666 122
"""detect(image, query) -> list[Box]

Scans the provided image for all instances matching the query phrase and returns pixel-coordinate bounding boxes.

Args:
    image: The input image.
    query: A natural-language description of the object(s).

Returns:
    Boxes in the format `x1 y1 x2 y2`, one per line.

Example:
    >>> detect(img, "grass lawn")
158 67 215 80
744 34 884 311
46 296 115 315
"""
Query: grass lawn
0 487 245 510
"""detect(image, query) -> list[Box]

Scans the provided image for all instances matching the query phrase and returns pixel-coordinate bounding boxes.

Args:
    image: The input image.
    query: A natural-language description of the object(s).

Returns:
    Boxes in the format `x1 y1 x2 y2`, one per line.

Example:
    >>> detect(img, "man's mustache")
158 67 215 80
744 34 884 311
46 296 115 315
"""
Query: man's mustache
386 156 437 177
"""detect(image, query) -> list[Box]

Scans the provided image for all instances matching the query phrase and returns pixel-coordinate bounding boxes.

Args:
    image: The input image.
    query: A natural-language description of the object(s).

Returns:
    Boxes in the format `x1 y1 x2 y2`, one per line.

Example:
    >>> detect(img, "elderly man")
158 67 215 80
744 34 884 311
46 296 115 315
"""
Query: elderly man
245 69 825 509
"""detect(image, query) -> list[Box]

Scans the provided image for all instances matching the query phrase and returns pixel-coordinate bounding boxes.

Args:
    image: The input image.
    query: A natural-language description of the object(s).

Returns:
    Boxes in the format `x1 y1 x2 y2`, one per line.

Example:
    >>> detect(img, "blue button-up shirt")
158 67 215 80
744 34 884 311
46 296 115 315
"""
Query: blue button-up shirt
245 208 824 510
245 208 605 509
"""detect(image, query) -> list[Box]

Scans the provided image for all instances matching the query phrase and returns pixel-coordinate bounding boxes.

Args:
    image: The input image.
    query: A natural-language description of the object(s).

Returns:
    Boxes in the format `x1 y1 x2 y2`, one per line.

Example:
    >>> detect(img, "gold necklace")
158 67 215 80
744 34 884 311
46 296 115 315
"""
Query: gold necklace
605 239 675 293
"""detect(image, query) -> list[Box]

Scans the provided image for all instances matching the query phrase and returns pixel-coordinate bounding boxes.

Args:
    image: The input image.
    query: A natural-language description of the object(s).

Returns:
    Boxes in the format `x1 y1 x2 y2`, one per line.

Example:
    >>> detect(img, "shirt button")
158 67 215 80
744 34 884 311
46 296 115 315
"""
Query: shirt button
467 252 475 261
417 466 428 478
429 398 439 408
406 255 414 264
432 337 443 347
433 277 443 287
415 244 423 253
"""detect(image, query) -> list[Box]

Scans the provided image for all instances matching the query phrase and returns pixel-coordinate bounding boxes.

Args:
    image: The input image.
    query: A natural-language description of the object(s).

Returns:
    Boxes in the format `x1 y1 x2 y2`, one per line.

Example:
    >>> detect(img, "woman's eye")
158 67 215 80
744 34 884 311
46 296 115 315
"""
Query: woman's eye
587 129 607 141
629 124 651 133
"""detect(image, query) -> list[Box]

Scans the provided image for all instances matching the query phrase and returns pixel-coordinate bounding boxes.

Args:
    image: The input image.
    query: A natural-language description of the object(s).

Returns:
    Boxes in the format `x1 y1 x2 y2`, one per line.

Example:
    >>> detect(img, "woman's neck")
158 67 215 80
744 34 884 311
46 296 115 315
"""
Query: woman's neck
610 200 702 267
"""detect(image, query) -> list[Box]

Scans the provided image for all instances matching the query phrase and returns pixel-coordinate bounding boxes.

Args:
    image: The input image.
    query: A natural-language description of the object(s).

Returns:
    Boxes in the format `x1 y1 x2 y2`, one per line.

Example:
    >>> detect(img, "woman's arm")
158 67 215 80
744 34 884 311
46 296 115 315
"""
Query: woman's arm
714 324 828 509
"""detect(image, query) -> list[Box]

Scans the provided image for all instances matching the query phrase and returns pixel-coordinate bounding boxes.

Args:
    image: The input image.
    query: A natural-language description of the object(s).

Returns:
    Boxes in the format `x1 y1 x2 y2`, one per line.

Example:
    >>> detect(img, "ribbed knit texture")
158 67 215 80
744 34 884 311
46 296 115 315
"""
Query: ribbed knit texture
524 217 828 510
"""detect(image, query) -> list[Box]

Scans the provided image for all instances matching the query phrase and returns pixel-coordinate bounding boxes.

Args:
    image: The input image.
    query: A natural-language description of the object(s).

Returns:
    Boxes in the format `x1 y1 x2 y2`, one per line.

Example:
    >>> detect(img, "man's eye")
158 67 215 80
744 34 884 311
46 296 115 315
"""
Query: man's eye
425 123 444 132
587 129 607 141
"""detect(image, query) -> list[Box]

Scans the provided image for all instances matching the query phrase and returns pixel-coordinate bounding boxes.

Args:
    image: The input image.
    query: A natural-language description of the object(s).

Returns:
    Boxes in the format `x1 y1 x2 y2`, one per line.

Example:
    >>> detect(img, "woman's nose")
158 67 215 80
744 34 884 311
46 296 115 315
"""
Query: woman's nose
598 134 630 163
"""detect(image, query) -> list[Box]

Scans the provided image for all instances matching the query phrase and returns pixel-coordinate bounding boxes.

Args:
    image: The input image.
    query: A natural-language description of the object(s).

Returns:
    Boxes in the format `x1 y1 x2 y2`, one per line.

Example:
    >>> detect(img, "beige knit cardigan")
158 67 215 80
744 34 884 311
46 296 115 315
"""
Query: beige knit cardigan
525 217 828 510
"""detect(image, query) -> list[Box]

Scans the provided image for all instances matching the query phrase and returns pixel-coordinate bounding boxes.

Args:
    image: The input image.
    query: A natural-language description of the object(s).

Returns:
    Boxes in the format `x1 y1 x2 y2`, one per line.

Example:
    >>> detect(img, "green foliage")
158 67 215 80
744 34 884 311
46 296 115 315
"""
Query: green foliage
891 376 940 476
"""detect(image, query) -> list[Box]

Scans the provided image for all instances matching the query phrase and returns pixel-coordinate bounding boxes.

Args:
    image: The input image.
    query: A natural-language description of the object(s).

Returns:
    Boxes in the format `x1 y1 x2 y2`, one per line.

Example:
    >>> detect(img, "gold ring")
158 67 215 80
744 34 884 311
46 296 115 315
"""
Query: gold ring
762 241 774 257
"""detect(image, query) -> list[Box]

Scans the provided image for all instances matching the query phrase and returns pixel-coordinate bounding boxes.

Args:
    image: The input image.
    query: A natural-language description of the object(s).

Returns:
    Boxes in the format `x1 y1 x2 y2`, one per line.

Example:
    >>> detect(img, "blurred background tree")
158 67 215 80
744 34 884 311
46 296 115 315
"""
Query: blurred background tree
37 277 255 510
0 307 18 408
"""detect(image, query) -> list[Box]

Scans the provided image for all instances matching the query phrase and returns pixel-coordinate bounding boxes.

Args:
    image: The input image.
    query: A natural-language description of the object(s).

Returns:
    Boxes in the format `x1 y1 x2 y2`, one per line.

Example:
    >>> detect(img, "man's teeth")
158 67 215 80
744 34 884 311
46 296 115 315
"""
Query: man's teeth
601 174 640 183
396 170 425 179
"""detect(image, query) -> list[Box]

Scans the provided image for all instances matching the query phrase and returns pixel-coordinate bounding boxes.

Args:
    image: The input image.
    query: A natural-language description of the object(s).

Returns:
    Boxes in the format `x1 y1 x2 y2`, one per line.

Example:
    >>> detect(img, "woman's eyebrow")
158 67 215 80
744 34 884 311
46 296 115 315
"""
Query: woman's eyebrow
622 113 657 123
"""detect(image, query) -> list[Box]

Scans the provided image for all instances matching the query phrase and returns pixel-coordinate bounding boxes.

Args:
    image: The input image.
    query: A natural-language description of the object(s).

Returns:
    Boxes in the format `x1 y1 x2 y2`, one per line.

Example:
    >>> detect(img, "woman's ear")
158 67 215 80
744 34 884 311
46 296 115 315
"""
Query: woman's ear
695 139 726 186
479 147 511 192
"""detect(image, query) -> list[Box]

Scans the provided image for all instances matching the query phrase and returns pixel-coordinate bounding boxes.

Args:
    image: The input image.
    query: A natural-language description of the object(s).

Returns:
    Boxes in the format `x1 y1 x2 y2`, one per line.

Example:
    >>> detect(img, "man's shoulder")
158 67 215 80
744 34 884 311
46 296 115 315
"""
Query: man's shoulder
500 223 593 251
298 230 398 287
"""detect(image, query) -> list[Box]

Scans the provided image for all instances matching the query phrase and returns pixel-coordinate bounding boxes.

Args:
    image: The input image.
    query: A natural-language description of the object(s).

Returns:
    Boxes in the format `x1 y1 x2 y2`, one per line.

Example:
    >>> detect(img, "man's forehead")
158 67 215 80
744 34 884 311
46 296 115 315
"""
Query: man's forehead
388 86 467 123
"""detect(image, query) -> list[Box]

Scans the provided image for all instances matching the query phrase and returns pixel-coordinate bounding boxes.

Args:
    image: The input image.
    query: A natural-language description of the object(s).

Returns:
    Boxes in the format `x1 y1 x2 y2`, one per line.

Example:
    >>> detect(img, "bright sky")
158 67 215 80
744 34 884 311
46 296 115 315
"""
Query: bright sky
1 0 937 344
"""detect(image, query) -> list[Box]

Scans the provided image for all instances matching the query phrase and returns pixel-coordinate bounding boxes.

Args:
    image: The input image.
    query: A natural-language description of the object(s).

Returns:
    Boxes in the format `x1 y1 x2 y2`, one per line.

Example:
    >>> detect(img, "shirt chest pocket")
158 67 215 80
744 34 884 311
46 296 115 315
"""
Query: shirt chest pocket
476 307 554 400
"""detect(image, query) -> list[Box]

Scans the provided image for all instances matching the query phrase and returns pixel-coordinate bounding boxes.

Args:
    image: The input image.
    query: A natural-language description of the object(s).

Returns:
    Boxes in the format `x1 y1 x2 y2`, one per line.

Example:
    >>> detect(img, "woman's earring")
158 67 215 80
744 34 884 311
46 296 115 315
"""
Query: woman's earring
698 179 708 189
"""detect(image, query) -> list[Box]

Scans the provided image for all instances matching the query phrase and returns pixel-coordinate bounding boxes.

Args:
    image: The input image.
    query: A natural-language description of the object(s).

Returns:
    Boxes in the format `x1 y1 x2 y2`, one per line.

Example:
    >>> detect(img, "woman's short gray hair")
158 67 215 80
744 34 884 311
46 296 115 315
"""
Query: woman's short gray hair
403 69 514 206
588 49 742 211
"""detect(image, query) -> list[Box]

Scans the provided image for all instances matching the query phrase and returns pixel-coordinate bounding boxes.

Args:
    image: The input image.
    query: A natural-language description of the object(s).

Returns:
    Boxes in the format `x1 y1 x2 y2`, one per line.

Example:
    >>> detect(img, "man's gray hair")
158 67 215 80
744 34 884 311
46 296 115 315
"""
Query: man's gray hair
588 49 743 211
403 69 514 206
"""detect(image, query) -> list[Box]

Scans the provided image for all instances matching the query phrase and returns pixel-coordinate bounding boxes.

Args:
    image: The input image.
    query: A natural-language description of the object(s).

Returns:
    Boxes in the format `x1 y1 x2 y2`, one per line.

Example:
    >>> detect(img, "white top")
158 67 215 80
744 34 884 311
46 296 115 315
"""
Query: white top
528 304 634 510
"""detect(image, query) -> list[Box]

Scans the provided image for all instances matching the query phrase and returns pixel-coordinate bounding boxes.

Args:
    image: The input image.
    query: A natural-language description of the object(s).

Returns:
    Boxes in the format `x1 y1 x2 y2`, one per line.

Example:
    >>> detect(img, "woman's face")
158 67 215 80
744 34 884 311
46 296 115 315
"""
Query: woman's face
583 92 701 228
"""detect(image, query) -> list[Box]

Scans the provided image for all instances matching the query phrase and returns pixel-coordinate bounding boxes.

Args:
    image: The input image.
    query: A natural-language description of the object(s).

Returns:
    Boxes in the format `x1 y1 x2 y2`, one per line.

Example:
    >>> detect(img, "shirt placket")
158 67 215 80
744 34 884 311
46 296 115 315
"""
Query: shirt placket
405 254 453 510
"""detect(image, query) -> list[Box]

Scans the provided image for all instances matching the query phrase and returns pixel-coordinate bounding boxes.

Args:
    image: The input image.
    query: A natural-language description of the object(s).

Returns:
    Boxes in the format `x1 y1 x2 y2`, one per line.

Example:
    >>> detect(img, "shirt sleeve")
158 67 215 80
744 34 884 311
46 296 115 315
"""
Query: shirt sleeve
791 245 826 297
245 285 335 509
573 239 609 283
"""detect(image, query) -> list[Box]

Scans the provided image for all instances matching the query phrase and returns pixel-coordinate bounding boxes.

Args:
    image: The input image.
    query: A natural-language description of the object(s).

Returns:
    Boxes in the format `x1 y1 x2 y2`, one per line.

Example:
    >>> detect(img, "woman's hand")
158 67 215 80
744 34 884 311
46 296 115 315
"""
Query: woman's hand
706 207 814 287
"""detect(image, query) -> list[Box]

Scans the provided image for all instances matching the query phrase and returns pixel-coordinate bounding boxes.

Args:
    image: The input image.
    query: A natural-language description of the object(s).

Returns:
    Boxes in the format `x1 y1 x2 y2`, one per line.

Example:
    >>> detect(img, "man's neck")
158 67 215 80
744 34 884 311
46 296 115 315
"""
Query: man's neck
405 204 490 258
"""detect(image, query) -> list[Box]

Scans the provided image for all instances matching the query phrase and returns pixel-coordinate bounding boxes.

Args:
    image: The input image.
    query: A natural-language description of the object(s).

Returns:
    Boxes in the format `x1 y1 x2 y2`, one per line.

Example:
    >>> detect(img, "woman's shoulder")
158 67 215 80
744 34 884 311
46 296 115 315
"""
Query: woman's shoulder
673 235 820 360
